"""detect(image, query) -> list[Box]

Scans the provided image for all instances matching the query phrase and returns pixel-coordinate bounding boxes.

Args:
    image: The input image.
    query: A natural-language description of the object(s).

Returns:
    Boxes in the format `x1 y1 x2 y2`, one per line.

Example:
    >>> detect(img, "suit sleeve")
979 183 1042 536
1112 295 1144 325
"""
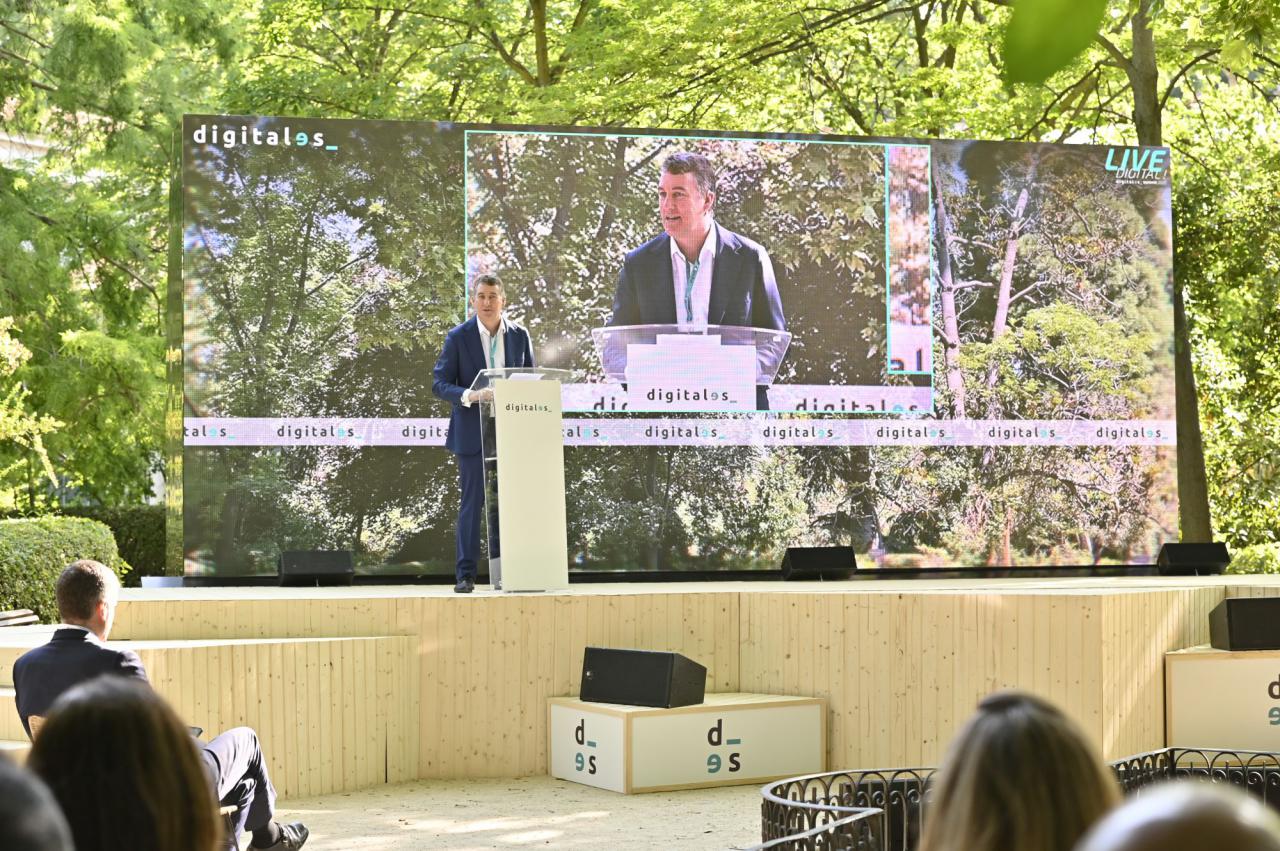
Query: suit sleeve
119 649 150 684
431 330 467 405
523 329 535 368
751 247 786 331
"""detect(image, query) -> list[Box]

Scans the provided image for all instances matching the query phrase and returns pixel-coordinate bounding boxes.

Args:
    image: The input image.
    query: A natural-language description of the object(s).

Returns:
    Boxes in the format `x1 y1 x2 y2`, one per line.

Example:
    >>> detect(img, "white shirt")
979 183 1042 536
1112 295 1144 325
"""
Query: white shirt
57 623 101 642
670 224 717 330
462 316 508 407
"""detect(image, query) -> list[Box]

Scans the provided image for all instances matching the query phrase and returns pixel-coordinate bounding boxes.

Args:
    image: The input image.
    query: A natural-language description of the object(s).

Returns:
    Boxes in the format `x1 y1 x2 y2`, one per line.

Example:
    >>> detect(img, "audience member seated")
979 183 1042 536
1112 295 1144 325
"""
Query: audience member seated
1076 781 1280 851
12 559 308 850
28 677 222 851
0 753 75 851
918 690 1121 851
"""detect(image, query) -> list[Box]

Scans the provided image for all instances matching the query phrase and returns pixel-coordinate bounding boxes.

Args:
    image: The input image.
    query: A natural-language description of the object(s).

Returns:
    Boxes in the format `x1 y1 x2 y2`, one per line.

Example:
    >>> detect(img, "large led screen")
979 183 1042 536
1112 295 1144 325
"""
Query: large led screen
177 115 1176 575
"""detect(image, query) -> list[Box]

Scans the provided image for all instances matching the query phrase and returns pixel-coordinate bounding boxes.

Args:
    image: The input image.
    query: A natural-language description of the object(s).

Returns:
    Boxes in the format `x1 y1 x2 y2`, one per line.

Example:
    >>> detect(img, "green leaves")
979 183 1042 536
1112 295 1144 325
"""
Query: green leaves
1002 0 1109 85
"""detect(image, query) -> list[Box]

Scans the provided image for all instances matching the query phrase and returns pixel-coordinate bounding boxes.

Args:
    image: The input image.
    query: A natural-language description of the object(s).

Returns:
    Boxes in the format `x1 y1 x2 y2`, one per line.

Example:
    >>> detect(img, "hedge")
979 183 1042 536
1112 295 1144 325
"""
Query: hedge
0 506 165 586
0 518 130 623
1227 543 1280 575
59 506 165 585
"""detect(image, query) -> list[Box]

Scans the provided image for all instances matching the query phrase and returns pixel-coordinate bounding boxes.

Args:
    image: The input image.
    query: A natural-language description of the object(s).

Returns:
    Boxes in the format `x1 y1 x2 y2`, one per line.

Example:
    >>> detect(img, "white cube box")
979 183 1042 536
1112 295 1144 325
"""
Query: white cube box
549 693 826 793
1166 646 1280 751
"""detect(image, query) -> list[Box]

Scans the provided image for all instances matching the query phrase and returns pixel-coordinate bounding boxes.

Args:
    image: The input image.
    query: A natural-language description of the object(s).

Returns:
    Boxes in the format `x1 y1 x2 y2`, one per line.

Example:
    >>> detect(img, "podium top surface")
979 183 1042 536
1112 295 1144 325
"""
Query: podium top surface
591 324 792 383
469 366 573 391
550 692 824 716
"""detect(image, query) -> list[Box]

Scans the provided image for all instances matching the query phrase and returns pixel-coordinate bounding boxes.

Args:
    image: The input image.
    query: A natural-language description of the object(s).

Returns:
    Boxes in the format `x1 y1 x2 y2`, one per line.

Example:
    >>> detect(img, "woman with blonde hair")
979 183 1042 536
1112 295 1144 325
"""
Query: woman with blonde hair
918 690 1120 851
27 675 222 851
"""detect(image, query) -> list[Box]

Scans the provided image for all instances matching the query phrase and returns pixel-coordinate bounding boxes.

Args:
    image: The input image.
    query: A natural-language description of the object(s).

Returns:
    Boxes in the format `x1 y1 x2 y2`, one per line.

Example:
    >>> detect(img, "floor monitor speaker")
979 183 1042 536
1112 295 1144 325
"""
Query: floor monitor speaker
279 550 355 587
781 545 856 581
580 647 706 708
1210 597 1280 651
1156 542 1230 576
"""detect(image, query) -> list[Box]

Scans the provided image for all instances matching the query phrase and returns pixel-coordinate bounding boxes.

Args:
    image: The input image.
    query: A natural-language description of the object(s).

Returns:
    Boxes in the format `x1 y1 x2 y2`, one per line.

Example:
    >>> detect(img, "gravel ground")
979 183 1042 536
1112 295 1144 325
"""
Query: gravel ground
270 775 764 850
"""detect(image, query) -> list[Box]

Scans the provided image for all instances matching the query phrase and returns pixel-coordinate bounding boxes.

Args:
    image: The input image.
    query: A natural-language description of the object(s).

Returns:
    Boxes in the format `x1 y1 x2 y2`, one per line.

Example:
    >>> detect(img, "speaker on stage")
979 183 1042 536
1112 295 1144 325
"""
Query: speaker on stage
1210 597 1280 650
781 546 856 581
580 647 706 708
1156 542 1230 576
278 550 355 587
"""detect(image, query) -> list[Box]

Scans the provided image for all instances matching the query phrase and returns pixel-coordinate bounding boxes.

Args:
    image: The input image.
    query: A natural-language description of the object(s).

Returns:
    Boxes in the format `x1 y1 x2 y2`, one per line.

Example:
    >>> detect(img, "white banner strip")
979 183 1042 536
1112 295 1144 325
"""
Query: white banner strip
184 418 1175 447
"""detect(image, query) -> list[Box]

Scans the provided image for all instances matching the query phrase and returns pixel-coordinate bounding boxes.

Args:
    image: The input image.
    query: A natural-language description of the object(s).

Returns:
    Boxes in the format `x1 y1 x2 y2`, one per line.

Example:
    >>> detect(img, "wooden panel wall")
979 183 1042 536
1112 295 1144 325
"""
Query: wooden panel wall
135 636 416 799
104 579 1280 786
740 591 1112 768
113 591 742 781
1100 587 1222 757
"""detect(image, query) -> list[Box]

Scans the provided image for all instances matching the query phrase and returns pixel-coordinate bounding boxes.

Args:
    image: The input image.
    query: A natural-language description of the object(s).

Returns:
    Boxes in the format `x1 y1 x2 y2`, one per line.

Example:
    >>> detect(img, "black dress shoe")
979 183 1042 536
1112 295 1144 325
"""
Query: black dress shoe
254 821 308 850
454 578 475 593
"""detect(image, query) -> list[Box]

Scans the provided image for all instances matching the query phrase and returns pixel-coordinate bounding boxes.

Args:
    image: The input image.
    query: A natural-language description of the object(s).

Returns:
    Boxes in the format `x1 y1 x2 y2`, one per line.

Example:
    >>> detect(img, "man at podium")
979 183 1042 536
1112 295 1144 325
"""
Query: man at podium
432 274 535 593
609 150 786 332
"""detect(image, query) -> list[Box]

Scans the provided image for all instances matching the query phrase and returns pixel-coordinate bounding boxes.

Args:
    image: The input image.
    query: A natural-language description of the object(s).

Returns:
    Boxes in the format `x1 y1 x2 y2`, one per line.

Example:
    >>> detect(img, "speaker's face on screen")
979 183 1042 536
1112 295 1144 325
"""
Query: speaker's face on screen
471 282 506 328
658 171 714 246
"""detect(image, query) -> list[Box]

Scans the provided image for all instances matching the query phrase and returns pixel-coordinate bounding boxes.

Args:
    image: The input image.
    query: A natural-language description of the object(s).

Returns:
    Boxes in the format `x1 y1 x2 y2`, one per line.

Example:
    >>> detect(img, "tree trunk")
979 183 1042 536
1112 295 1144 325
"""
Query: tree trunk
1129 0 1212 541
932 167 967 417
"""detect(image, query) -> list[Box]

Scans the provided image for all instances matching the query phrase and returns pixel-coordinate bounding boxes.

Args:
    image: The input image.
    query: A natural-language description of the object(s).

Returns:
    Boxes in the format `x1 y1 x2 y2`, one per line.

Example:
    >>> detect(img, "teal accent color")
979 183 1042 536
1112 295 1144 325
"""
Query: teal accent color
488 332 499 369
684 259 700 323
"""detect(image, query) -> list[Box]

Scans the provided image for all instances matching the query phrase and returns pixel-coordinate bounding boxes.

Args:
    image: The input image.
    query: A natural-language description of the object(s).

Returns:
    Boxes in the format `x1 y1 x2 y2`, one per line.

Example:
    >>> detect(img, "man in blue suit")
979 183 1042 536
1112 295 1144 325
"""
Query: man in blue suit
432 273 535 593
12 560 308 851
609 151 785 333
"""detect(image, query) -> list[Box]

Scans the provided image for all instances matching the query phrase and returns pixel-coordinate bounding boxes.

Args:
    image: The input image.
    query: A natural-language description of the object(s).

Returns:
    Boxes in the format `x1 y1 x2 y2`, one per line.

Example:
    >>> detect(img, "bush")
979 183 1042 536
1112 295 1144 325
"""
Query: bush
1227 543 1280 575
0 518 129 622
60 506 165 586
0 506 166 586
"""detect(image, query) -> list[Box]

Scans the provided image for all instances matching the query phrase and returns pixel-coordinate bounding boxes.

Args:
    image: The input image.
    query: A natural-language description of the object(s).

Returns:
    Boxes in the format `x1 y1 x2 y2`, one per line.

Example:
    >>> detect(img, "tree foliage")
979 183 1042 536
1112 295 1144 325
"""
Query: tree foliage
2 0 1277 564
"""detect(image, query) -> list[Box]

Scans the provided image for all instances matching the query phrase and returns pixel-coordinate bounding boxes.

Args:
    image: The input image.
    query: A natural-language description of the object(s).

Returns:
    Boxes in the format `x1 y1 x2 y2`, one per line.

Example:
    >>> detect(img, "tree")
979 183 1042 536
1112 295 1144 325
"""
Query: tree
0 0 234 509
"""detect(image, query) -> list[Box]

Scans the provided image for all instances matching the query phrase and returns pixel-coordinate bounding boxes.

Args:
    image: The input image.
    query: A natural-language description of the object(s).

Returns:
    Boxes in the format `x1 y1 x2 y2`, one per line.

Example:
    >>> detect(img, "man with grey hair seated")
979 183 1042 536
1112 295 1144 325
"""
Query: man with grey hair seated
1076 781 1280 851
0 753 74 851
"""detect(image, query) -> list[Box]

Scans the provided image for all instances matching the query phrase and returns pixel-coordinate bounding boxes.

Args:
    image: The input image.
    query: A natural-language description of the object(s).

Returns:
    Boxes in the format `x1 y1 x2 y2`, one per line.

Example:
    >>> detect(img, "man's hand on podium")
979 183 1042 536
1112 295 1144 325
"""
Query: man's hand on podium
472 388 495 403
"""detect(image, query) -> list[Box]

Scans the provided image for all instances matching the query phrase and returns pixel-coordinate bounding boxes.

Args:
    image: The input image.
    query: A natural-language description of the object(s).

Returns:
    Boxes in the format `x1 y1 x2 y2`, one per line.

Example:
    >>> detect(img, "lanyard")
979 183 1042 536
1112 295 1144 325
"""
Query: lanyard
683 259 700 324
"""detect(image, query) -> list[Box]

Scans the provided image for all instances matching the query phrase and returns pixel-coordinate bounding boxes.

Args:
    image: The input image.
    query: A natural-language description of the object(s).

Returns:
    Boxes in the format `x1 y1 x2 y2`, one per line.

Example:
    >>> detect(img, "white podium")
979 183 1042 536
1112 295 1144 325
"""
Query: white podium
471 367 571 592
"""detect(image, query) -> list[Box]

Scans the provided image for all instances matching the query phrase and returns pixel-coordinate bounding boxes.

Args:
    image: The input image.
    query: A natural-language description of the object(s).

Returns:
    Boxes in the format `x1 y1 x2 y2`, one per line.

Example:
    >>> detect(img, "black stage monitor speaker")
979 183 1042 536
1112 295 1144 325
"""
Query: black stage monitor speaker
781 545 856 581
278 550 355 587
1156 542 1231 576
1210 597 1280 651
580 647 706 708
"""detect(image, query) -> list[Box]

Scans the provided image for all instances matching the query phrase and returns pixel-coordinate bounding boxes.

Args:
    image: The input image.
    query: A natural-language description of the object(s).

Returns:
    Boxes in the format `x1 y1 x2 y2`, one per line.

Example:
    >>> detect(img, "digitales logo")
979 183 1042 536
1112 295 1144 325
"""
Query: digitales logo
706 718 742 774
573 718 598 775
191 122 338 151
1104 147 1169 186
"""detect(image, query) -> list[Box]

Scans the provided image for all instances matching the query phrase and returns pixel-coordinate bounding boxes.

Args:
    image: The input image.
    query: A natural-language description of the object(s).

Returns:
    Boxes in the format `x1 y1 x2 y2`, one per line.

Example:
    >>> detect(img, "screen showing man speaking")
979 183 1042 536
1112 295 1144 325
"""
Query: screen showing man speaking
177 115 1176 575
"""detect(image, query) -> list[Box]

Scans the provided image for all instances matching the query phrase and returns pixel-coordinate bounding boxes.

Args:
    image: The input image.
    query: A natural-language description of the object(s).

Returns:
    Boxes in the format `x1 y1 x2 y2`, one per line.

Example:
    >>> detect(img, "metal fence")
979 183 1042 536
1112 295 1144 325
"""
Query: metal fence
745 748 1280 851
1113 747 1280 808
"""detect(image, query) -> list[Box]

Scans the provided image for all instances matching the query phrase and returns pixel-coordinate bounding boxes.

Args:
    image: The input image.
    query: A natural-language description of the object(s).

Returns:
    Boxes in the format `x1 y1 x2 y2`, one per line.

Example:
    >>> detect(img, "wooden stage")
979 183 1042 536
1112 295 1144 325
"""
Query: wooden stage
5 575 1278 798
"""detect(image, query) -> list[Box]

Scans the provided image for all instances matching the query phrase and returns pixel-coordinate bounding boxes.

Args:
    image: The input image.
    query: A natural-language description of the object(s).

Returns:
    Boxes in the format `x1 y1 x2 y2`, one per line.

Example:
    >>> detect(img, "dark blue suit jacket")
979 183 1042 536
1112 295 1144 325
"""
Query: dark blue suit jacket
12 628 148 737
432 316 535 456
609 225 786 330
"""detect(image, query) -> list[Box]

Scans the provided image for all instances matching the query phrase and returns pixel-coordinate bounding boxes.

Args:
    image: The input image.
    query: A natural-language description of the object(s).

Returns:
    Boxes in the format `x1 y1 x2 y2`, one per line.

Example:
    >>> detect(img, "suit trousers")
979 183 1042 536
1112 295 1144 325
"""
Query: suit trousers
200 727 276 849
455 451 484 581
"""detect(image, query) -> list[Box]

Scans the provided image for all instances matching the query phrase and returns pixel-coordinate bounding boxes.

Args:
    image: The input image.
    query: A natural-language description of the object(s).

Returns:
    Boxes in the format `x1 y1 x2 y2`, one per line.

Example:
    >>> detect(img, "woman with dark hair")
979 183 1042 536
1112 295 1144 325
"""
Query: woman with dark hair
27 675 222 851
918 690 1121 851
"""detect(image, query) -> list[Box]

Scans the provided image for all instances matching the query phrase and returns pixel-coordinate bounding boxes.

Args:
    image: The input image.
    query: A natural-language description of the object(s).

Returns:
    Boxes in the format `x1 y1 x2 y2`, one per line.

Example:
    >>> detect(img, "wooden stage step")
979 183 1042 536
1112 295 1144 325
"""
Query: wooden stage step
0 686 23 741
0 633 418 799
0 738 30 764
